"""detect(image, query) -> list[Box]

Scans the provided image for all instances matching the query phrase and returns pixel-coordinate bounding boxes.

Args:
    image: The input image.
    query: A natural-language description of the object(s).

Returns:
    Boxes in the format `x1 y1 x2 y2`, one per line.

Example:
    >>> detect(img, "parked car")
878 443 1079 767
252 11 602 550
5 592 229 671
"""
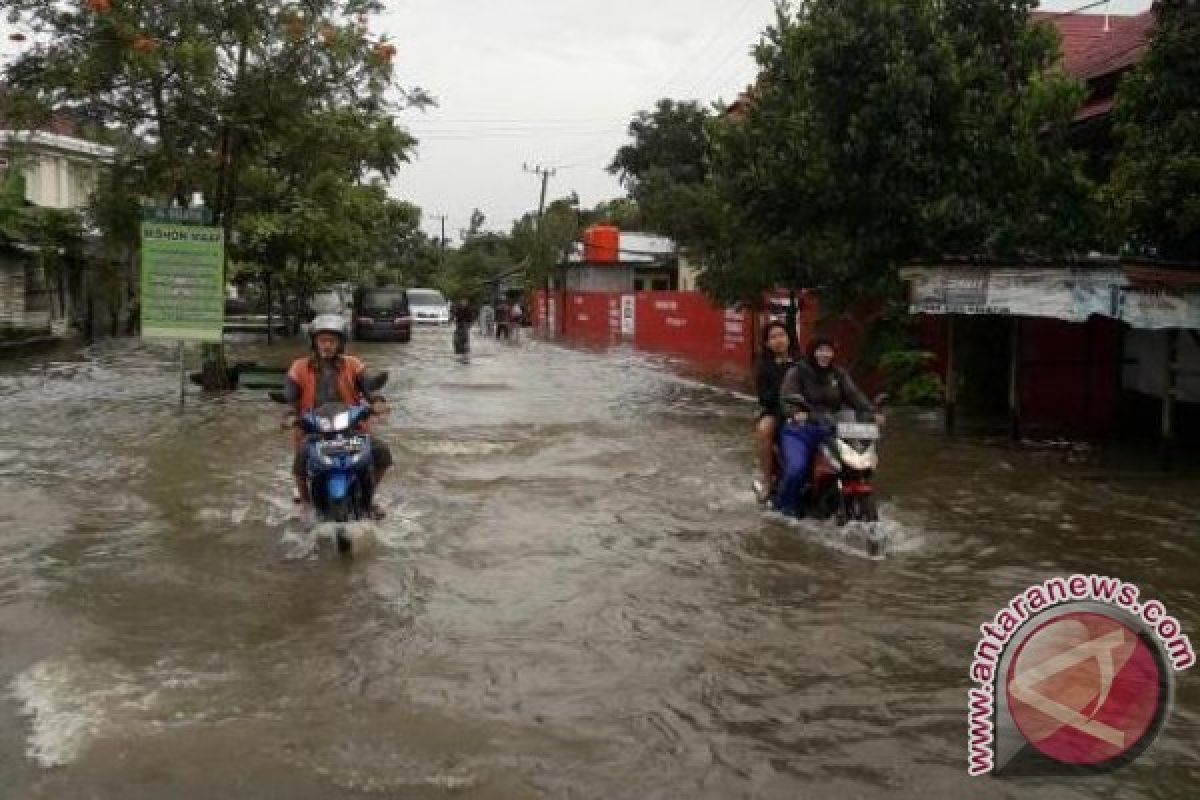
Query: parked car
224 296 287 335
352 286 412 342
406 288 450 325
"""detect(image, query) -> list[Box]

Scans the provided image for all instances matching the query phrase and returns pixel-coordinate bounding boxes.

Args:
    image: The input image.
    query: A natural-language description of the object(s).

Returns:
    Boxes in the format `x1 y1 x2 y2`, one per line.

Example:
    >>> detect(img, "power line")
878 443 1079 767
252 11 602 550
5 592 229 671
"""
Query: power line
413 130 626 142
680 27 761 102
647 0 760 103
408 123 627 133
1039 0 1122 20
403 117 621 125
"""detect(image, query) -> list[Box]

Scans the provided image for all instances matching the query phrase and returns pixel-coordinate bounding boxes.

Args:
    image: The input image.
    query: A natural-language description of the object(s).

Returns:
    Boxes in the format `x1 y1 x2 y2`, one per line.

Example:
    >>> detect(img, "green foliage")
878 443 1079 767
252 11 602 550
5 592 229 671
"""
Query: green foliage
611 0 1096 309
510 193 584 286
608 99 712 193
436 209 519 301
0 165 84 280
1106 1 1200 260
879 349 944 406
1 0 430 301
584 197 643 230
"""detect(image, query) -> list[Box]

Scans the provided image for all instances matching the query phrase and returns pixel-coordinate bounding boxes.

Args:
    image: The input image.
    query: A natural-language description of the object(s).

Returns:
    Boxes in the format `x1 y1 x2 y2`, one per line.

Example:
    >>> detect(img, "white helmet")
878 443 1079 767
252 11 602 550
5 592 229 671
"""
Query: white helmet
310 313 348 351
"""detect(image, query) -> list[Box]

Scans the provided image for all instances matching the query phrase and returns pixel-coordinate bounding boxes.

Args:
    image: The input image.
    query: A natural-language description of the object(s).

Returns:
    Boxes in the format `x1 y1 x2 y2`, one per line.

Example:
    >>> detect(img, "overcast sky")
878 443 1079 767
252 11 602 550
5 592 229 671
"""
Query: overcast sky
0 0 1154 241
385 0 1152 241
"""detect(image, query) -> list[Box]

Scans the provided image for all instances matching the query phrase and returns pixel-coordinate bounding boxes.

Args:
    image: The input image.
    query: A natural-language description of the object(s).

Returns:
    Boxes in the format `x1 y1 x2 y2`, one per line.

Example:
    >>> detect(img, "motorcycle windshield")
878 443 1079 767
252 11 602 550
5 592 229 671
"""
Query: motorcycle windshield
312 402 355 434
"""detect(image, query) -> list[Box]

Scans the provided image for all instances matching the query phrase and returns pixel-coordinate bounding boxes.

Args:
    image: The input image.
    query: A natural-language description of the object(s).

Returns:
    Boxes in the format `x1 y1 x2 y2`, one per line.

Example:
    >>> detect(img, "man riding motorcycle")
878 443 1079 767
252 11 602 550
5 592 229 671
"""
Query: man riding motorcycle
773 336 883 516
283 314 393 519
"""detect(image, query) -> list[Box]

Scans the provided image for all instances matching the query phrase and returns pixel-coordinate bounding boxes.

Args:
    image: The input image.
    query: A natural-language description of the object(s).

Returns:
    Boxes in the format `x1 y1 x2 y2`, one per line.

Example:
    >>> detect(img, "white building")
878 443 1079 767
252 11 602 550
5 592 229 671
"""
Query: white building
0 123 116 336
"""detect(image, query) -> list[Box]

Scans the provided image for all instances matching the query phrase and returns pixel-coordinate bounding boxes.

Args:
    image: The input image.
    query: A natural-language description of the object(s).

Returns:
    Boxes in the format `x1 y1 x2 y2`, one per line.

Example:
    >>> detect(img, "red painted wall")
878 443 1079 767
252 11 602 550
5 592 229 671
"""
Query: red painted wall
914 313 1123 435
634 291 753 367
1019 316 1121 435
562 292 618 342
536 288 882 386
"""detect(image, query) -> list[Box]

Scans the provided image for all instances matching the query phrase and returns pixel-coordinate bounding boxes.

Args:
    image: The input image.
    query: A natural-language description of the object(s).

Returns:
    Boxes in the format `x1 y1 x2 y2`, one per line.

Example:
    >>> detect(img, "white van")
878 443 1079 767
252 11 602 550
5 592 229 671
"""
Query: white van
406 288 450 325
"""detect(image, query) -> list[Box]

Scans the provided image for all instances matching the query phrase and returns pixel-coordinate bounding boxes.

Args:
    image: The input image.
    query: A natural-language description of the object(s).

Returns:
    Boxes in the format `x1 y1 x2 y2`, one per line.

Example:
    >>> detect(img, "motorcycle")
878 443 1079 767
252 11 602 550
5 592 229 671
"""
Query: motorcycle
773 393 888 553
269 371 388 553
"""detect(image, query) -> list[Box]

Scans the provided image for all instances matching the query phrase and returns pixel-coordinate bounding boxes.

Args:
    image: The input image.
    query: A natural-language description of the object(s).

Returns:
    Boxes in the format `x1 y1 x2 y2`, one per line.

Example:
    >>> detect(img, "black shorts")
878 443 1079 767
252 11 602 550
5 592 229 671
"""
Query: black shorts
293 436 393 477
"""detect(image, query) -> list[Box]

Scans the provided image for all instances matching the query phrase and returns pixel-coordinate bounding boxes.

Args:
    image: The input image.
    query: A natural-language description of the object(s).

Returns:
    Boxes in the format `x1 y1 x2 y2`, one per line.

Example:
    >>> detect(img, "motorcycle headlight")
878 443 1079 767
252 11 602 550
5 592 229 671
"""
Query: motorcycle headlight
333 411 351 431
837 440 874 471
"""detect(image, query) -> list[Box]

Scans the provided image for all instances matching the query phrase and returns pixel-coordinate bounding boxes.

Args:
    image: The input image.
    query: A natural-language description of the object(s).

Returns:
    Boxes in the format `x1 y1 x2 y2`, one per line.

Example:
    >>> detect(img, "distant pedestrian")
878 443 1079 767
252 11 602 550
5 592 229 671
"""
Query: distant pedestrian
495 300 512 340
452 298 476 357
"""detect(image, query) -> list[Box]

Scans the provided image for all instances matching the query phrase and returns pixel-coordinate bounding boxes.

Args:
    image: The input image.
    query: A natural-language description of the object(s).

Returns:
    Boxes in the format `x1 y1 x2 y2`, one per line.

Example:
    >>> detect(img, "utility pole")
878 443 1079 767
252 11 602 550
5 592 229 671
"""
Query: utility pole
430 213 448 268
524 164 557 335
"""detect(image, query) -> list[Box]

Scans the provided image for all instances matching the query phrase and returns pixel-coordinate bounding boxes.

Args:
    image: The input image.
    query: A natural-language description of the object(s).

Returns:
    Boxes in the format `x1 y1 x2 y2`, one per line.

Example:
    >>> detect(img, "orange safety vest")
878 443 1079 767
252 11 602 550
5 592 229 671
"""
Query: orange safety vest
287 354 370 447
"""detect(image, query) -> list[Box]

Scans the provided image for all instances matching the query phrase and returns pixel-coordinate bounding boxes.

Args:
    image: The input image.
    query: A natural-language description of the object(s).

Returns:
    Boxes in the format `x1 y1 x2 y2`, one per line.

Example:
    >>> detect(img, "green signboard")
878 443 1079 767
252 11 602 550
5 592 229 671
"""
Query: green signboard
141 205 214 225
140 222 225 342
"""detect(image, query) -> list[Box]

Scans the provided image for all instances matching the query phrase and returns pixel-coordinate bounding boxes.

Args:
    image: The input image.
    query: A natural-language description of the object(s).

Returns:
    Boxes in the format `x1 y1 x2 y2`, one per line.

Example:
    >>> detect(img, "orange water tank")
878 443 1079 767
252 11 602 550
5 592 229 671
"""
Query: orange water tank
583 224 620 265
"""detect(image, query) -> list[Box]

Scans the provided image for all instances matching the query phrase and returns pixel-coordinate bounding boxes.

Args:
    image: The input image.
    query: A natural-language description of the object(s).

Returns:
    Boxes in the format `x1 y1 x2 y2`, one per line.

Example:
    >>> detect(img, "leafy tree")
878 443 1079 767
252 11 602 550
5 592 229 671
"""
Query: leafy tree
610 1 1095 310
2 0 431 365
706 0 1091 307
608 99 711 193
439 209 518 301
1106 0 1200 260
584 197 643 230
608 99 713 238
510 193 583 288
461 208 487 241
2 1 426 285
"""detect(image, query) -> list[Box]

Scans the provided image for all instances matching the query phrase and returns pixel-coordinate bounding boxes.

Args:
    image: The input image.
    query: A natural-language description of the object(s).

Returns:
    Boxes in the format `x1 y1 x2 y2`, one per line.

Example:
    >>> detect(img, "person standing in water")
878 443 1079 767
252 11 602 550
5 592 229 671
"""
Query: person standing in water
452 297 476 357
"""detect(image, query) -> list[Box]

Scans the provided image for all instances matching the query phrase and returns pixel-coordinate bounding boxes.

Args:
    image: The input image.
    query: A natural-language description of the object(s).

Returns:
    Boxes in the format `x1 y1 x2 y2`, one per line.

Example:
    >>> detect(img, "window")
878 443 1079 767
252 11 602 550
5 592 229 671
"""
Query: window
359 289 408 313
406 289 446 307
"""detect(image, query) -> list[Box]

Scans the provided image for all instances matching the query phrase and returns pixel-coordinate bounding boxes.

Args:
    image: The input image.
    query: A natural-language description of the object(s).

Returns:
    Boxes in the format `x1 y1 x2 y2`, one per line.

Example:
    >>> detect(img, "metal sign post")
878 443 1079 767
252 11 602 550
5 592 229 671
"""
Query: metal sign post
178 341 186 408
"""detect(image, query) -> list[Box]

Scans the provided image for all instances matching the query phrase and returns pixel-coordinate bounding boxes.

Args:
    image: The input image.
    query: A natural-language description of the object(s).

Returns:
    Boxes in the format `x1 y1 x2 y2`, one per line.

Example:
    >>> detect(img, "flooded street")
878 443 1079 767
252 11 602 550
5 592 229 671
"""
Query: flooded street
1 331 1198 798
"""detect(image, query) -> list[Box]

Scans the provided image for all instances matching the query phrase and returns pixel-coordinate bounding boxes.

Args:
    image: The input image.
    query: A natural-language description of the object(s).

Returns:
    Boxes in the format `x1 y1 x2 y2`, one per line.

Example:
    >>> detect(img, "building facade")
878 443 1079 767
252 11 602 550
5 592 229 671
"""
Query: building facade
0 119 116 339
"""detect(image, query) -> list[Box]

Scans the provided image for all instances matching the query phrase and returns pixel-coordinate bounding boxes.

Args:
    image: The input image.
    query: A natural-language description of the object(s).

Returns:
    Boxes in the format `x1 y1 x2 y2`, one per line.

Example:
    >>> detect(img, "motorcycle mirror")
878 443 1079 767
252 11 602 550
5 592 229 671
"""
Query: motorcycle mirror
268 390 288 404
363 370 389 392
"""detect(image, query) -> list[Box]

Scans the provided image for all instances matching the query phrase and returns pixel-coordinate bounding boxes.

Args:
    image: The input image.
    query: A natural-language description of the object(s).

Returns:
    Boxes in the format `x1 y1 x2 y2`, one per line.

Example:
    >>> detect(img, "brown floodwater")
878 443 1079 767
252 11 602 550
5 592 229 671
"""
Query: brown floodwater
0 331 1197 798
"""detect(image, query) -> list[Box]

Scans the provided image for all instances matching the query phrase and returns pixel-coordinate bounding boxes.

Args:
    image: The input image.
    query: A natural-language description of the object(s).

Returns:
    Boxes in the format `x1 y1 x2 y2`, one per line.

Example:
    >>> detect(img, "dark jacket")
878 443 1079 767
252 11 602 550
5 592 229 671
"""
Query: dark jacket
452 303 477 331
756 356 793 416
779 359 873 417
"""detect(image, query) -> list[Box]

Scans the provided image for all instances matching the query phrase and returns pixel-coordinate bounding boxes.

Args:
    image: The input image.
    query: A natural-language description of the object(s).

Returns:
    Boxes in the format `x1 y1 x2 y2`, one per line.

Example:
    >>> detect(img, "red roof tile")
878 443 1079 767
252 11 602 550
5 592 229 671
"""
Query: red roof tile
1076 94 1116 122
1032 9 1155 80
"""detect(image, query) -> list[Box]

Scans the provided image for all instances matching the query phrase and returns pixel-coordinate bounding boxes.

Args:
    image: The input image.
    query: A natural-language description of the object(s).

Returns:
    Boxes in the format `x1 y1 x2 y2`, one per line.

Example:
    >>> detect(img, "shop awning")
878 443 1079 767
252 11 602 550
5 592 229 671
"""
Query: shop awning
900 263 1200 330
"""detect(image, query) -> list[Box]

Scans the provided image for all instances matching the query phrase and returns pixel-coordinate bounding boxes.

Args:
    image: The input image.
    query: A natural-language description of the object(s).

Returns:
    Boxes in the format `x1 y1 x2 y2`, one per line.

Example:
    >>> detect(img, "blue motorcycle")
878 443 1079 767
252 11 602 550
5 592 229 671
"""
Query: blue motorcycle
270 371 388 552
